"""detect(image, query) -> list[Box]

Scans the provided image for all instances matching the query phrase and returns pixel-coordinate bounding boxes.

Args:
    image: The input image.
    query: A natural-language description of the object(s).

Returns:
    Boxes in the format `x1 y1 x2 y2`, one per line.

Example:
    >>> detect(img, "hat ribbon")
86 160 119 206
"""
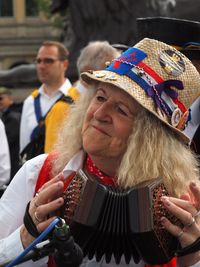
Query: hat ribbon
146 80 184 116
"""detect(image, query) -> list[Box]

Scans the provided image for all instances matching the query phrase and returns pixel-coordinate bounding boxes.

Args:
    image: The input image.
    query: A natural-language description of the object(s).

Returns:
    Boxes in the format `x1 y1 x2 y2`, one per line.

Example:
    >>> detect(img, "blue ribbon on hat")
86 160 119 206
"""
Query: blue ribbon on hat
146 80 184 115
107 47 147 74
122 66 184 115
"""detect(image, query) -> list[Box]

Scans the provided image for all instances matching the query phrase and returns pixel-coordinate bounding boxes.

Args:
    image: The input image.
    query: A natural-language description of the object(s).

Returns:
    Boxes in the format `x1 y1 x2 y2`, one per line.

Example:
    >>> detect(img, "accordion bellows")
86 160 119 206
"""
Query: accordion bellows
60 170 181 265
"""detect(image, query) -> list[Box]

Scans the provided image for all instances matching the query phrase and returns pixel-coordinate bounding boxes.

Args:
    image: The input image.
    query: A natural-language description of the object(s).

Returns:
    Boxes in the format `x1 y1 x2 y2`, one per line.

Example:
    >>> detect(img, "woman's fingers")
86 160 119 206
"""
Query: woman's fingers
36 181 64 205
33 197 64 224
30 178 64 211
160 216 197 247
30 182 64 220
35 198 65 233
189 182 200 210
28 173 66 232
36 172 64 192
161 196 197 220
180 193 191 201
36 216 58 233
160 196 200 248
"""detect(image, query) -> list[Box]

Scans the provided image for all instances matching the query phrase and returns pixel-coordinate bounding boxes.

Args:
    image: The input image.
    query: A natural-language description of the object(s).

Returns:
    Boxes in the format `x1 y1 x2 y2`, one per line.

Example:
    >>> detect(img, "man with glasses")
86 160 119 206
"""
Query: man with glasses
20 41 77 162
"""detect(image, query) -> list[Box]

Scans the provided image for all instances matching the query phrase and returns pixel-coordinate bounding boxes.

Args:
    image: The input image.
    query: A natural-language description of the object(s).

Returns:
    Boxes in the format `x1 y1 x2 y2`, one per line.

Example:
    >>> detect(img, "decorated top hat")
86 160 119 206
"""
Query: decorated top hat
81 38 200 144
136 17 200 60
111 44 130 53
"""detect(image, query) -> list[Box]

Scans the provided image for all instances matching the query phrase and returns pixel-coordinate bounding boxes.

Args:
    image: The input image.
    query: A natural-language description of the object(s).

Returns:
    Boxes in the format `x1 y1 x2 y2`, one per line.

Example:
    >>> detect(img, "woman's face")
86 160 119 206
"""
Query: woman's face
82 83 141 161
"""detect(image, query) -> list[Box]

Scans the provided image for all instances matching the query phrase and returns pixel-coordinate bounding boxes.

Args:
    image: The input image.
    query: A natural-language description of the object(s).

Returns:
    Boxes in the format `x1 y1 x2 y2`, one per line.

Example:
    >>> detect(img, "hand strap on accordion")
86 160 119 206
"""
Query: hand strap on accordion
23 201 40 238
175 237 200 257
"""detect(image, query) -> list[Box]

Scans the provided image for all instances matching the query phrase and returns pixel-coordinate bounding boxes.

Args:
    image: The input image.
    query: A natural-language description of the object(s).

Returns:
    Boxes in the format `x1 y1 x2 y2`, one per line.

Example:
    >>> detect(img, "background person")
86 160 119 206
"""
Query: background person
0 87 22 180
0 118 10 197
0 38 200 267
19 40 79 160
75 40 121 93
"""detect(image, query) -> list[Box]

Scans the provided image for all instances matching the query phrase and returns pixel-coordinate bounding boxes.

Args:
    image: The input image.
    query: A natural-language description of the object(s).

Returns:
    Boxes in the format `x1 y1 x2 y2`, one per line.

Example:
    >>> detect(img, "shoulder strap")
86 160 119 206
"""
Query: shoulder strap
44 92 74 121
31 89 42 123
41 93 74 125
59 94 74 104
34 93 42 123
33 86 76 123
30 90 42 140
34 152 76 195
34 153 58 195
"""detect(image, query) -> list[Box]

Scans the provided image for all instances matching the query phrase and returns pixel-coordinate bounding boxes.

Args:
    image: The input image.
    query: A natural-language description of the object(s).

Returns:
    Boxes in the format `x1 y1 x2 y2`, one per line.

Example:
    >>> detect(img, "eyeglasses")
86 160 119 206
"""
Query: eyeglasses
35 58 61 65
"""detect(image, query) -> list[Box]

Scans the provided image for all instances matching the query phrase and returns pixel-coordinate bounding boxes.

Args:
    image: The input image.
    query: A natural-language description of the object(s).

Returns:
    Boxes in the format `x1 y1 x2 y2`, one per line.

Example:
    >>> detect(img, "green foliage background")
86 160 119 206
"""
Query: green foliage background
36 0 63 29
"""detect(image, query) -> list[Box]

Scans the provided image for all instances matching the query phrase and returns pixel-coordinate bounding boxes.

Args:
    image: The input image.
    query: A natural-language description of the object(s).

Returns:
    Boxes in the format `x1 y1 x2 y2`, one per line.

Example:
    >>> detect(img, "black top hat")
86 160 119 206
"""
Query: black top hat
111 44 130 52
136 17 200 60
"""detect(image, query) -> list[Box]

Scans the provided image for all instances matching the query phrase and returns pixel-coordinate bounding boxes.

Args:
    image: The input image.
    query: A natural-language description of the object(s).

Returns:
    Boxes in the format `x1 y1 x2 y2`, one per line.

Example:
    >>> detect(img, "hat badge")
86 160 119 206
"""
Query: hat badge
171 108 182 127
159 49 185 76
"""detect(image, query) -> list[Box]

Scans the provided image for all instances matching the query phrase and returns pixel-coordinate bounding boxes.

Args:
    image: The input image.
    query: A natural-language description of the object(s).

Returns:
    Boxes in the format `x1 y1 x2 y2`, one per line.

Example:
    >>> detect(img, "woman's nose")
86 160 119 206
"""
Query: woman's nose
94 103 112 122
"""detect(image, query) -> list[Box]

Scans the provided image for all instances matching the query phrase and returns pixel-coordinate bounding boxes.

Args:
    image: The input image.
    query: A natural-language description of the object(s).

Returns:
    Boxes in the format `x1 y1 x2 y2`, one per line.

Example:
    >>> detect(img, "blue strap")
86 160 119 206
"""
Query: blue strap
30 92 73 141
30 93 42 141
34 93 42 123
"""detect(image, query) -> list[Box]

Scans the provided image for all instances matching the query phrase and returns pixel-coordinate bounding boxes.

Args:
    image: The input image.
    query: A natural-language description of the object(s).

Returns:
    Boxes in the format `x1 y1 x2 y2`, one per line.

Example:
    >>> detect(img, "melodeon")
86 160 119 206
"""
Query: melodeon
60 170 181 265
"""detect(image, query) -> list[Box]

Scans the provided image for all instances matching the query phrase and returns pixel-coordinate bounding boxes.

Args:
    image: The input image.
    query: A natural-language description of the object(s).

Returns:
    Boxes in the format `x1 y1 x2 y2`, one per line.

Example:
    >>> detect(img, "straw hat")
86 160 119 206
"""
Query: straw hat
81 38 200 143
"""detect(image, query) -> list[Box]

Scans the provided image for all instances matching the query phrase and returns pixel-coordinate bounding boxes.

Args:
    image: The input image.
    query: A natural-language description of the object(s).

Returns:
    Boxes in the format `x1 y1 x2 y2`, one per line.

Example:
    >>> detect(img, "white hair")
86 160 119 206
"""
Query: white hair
76 41 120 74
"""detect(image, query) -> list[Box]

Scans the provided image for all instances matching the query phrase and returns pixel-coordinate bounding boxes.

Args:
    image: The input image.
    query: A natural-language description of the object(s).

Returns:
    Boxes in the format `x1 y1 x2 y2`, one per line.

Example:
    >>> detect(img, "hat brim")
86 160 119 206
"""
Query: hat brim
81 70 190 144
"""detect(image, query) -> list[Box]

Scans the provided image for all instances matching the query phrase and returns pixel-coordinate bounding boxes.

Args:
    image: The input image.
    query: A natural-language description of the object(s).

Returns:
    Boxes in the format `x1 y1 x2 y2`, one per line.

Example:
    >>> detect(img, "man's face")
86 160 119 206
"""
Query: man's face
0 94 13 111
36 45 68 85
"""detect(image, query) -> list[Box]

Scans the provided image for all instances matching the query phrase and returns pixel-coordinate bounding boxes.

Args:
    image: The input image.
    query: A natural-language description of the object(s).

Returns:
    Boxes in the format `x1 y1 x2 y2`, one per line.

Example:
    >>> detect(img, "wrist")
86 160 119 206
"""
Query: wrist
20 224 35 248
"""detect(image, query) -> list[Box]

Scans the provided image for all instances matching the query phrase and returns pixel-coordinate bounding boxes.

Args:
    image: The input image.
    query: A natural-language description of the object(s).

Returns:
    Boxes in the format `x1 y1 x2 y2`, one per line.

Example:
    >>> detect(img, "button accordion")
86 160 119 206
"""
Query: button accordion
60 170 181 265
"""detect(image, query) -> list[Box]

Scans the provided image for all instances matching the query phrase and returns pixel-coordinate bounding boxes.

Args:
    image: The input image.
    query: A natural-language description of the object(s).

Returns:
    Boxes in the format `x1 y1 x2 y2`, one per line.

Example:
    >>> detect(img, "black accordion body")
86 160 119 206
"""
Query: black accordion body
60 170 181 265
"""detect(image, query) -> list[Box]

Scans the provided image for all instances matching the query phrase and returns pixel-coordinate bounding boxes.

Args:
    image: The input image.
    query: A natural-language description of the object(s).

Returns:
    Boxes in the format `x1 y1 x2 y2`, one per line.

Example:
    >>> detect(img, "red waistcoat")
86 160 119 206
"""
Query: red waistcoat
34 153 177 267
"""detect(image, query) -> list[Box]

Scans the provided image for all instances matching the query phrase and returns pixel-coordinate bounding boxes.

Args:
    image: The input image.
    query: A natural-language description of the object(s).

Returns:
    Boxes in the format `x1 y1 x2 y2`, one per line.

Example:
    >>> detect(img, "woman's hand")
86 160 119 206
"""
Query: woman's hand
20 173 65 248
160 181 200 266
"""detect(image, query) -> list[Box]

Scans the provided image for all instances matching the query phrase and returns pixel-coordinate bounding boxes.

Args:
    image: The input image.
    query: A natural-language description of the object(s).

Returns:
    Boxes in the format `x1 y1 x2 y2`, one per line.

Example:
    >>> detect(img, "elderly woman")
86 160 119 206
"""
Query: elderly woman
0 38 200 267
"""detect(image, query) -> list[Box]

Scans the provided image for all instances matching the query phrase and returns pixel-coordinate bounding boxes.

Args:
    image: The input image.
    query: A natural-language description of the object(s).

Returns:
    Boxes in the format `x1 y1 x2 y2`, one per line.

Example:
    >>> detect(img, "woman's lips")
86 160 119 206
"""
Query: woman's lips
92 125 110 136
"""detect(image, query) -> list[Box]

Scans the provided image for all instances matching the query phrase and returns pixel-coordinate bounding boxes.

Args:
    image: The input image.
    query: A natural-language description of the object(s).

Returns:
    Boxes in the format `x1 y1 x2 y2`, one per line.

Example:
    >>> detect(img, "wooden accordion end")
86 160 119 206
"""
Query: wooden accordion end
60 170 181 265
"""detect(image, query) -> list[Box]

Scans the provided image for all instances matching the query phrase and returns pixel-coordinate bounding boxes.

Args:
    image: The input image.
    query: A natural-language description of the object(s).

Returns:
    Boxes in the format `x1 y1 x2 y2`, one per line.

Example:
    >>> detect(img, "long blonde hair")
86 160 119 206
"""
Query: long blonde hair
52 87 95 173
53 85 200 197
118 109 200 196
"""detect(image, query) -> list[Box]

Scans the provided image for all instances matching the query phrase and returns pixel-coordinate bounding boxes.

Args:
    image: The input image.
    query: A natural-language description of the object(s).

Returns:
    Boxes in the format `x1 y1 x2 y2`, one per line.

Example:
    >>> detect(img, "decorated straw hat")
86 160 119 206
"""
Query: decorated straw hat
81 38 200 143
136 17 200 60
